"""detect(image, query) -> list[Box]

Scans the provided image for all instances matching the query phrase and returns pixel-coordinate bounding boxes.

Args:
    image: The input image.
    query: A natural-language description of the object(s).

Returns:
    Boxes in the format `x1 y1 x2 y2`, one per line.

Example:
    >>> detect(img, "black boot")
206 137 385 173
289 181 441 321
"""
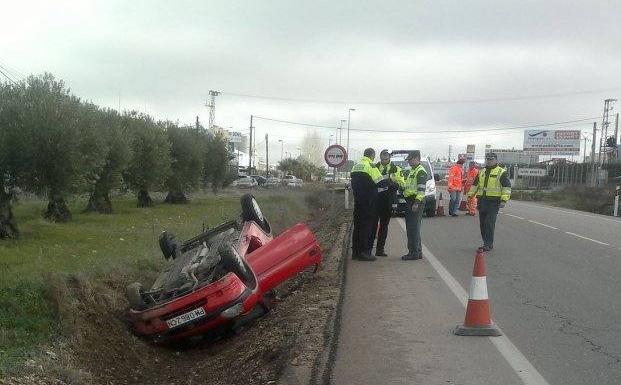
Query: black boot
358 252 377 261
375 249 388 257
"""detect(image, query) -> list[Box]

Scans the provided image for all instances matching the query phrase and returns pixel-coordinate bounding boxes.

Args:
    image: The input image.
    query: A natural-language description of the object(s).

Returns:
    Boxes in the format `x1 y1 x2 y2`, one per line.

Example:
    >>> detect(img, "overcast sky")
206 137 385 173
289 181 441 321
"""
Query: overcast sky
2 0 620 161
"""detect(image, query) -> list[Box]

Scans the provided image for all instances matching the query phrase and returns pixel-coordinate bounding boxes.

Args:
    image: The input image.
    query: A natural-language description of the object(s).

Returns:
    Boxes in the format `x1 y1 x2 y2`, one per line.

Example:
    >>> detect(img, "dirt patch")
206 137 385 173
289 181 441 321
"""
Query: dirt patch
1 188 349 385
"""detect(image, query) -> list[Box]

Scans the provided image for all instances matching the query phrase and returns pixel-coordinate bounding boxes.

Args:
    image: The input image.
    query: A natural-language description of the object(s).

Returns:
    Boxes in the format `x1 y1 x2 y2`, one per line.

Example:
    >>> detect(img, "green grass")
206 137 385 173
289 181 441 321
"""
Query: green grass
0 191 308 373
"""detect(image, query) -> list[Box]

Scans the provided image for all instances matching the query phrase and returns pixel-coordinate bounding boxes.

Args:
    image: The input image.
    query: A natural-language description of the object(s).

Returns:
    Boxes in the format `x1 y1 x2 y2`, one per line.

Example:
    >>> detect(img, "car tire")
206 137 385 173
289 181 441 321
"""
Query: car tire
219 244 254 283
126 282 147 311
240 194 270 233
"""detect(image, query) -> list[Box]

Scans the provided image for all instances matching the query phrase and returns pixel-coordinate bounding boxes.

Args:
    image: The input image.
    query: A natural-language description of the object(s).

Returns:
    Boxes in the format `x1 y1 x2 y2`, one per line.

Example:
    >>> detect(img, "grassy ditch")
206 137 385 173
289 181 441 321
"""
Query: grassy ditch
512 185 617 215
0 189 310 375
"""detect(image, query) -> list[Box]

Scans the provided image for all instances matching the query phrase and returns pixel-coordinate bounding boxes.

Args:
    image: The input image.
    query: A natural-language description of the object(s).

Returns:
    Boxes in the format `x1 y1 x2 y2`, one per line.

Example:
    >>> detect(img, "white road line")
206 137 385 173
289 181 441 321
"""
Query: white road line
564 232 610 246
397 219 551 385
511 201 621 224
505 214 525 220
527 220 558 230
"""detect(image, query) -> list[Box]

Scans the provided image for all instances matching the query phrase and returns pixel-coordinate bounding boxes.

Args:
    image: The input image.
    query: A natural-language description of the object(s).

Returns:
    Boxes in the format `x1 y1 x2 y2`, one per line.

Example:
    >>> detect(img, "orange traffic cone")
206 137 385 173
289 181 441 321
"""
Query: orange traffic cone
454 249 501 336
436 192 445 216
459 197 467 211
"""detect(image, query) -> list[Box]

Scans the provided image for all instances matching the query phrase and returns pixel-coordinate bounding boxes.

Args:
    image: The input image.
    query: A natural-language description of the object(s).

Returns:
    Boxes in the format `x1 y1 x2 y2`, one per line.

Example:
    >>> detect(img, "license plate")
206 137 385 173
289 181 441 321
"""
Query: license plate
166 307 206 329
399 199 406 203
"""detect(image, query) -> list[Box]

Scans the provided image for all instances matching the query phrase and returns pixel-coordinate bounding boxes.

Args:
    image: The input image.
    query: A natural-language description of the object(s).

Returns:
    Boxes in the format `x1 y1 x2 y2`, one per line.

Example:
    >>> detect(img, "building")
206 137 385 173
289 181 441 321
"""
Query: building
484 148 539 166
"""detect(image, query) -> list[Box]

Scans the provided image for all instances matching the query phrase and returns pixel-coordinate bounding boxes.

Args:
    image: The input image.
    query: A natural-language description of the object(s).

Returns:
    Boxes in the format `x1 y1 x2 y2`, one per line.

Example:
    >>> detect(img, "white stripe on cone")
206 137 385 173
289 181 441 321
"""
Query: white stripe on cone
469 276 488 300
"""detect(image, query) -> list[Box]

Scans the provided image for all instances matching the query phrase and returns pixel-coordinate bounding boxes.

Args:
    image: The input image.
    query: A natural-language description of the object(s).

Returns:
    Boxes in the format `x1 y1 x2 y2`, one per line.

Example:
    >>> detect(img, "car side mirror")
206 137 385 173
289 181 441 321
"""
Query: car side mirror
433 173 440 182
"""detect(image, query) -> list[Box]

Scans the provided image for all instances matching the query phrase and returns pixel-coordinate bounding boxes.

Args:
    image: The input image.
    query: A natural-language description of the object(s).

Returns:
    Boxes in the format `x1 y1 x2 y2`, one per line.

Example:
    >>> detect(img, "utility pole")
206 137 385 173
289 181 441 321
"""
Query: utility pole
346 109 355 158
615 112 619 160
339 119 346 145
448 145 453 162
598 98 617 167
248 115 253 173
591 122 597 186
278 139 283 161
582 134 589 163
265 133 269 177
195 116 200 131
206 90 221 130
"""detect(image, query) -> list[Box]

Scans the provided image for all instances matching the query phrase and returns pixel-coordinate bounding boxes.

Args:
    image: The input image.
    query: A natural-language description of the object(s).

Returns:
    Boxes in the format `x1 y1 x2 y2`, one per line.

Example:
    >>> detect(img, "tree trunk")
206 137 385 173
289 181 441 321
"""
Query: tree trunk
84 176 113 214
164 190 189 204
137 189 153 208
44 194 72 222
0 189 19 239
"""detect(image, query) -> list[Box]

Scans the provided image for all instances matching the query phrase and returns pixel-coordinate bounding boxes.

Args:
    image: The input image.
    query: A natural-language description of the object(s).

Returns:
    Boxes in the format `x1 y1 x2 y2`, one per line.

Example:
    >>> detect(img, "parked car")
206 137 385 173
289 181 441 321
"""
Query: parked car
127 194 322 343
390 151 440 217
283 175 303 187
264 177 281 188
250 175 267 186
232 176 258 188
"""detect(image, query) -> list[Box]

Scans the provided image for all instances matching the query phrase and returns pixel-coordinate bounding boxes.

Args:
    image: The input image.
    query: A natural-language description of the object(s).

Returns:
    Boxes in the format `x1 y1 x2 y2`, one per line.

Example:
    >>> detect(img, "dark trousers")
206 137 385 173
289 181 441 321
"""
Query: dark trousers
478 199 500 247
352 198 376 256
404 202 423 257
372 197 392 252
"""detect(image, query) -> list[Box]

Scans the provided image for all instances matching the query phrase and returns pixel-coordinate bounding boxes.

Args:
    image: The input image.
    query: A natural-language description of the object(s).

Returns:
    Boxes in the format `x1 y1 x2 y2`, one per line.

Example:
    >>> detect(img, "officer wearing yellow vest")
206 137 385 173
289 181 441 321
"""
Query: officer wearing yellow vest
399 150 428 260
467 152 511 251
371 149 405 257
350 148 390 261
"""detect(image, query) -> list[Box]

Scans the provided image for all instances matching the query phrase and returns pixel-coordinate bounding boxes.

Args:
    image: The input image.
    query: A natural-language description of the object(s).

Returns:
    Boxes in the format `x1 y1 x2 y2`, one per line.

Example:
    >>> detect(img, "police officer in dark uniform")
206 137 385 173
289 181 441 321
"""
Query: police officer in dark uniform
350 148 389 261
371 150 404 257
467 152 512 251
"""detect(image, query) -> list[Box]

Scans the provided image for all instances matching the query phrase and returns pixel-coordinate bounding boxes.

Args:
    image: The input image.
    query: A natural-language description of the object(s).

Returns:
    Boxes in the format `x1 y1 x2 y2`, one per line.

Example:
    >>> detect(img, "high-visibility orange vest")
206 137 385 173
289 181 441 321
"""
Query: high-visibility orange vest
464 167 479 193
448 164 463 191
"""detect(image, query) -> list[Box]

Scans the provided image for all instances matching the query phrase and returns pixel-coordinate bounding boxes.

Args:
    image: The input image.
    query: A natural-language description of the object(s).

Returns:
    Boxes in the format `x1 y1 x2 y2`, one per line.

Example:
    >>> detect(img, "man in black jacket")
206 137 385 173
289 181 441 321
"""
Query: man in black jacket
371 150 403 257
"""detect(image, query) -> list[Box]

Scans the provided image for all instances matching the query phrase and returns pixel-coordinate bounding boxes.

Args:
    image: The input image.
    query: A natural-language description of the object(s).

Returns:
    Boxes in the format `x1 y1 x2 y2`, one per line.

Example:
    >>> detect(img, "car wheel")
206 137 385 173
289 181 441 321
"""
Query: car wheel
240 194 270 233
219 244 254 283
126 282 147 310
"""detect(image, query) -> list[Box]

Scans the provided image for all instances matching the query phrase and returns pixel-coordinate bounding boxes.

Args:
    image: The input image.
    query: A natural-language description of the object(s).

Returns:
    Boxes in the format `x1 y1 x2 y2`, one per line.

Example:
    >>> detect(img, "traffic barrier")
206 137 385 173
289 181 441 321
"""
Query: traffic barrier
436 192 445 216
454 249 501 336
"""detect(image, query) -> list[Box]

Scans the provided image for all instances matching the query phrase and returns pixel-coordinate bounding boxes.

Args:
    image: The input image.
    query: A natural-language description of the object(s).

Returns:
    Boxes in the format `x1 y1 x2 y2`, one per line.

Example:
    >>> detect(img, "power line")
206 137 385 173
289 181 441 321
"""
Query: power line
253 115 601 134
222 87 621 105
0 67 17 85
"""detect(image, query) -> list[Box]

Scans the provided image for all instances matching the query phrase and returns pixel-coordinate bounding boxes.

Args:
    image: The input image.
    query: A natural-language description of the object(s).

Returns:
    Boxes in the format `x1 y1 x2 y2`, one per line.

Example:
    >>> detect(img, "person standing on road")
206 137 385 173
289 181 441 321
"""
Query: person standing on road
467 153 511 251
463 162 479 216
447 157 465 217
371 149 404 257
350 148 389 261
399 150 428 260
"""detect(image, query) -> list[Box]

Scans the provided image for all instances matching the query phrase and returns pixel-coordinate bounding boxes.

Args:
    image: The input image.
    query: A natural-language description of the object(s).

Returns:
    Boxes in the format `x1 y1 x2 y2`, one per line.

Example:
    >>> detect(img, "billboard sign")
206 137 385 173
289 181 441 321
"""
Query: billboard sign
517 168 547 177
466 144 475 160
324 144 347 168
229 131 242 143
523 130 580 155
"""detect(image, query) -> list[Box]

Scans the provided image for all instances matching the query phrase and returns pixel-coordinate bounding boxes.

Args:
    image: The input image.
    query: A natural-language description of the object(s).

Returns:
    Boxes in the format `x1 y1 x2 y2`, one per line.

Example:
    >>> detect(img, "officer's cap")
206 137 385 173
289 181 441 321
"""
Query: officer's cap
485 152 498 160
405 150 421 160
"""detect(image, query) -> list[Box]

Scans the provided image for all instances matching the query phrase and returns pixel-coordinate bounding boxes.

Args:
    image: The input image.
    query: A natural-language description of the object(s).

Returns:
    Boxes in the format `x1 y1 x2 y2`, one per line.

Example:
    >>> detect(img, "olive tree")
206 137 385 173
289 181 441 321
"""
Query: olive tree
203 131 231 193
164 124 203 204
84 108 131 213
124 113 172 207
18 74 104 222
0 82 28 237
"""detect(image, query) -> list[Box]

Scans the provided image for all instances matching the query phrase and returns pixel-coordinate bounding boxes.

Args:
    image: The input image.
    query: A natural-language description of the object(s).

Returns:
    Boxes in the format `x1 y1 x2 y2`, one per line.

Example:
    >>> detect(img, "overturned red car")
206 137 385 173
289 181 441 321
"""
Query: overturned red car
126 194 321 343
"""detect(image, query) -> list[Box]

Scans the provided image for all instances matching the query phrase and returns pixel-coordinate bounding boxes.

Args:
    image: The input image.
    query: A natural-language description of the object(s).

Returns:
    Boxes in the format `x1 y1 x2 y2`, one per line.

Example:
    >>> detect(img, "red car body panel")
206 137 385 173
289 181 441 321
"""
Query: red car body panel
128 220 321 342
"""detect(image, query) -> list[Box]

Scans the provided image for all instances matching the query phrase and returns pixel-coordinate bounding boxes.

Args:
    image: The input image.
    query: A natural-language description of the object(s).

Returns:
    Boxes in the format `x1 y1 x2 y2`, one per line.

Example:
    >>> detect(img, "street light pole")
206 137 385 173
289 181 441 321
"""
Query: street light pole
329 134 333 146
346 109 355 159
278 139 283 161
297 147 302 158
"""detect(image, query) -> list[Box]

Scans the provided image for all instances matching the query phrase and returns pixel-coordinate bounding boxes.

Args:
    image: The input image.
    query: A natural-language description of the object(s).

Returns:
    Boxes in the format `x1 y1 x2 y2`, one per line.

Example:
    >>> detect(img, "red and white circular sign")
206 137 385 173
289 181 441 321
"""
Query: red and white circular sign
324 145 347 168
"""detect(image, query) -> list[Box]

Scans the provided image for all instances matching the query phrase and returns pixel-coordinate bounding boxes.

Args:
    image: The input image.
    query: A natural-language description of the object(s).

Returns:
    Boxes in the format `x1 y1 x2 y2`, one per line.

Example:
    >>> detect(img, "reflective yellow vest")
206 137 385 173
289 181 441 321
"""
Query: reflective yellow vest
403 164 427 202
377 162 405 188
351 156 385 184
468 166 511 202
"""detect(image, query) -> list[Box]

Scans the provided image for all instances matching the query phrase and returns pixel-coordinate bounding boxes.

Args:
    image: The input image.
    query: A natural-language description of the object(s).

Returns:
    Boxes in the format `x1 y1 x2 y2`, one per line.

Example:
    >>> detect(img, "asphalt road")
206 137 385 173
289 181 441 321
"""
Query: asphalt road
332 200 621 384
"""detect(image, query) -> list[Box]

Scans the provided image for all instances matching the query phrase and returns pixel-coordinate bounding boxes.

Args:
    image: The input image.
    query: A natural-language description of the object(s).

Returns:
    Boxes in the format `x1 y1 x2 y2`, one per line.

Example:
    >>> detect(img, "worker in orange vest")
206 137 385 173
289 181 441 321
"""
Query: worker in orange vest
447 157 465 216
463 162 479 216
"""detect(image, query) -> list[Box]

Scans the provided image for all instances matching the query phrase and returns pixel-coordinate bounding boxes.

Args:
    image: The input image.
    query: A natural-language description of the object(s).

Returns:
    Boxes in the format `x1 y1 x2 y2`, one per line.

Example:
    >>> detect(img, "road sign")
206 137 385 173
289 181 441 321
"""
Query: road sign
466 144 475 161
523 130 580 155
517 168 547 177
324 144 347 168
